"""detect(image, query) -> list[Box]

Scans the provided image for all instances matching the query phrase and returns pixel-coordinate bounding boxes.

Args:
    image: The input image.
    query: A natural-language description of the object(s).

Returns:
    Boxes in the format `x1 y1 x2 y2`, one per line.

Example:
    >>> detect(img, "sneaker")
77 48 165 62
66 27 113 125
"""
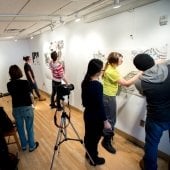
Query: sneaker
29 142 39 152
34 96 38 100
22 147 27 151
39 96 46 101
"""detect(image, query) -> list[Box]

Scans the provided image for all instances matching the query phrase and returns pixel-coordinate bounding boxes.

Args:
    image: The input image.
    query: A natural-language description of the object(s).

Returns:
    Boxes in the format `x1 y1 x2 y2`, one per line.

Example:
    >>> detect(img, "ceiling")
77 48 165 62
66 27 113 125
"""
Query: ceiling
0 0 159 40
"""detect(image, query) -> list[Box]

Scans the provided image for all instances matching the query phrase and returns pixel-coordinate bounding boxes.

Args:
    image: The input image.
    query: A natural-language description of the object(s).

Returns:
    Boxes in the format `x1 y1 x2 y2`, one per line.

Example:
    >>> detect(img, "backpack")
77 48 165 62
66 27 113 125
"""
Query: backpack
0 107 14 133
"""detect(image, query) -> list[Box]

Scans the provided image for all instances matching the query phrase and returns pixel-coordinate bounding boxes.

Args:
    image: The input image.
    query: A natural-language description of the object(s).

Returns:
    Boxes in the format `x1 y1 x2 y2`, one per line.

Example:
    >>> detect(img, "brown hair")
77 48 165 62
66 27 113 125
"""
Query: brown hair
9 65 23 80
23 56 30 62
51 51 58 61
103 52 123 71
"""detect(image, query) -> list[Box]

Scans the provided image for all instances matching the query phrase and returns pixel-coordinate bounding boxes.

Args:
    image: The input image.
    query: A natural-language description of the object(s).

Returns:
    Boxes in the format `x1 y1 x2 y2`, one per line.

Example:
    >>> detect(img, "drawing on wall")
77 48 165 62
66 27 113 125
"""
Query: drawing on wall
118 71 142 97
93 51 105 62
44 40 64 67
32 52 40 65
119 44 168 97
131 44 168 60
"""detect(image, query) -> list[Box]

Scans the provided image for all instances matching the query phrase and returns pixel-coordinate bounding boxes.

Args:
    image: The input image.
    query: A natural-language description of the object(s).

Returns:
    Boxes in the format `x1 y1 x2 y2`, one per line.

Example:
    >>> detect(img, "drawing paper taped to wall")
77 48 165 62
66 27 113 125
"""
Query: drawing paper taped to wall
131 44 168 60
119 44 168 97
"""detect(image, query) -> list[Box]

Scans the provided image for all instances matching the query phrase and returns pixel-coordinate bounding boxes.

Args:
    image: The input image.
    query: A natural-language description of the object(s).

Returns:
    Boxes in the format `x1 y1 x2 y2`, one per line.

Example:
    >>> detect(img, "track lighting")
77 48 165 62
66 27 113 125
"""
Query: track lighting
113 0 121 9
75 13 81 22
59 16 65 24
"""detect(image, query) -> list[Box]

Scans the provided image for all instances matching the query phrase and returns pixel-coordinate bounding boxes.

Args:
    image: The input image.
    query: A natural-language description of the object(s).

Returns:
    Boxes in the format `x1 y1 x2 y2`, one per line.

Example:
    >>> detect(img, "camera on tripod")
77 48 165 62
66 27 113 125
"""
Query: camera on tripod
57 84 74 97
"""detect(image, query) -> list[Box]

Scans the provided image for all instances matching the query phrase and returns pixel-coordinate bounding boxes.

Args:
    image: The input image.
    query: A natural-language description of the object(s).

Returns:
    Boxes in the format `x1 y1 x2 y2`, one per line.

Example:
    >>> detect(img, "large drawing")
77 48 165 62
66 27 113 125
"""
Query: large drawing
44 40 64 66
131 44 168 60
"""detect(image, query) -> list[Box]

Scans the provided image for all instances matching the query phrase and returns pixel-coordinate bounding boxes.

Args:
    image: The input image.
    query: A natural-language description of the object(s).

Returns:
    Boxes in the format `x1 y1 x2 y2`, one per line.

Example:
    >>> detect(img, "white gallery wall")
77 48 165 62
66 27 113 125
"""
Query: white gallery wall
0 0 169 155
0 40 30 92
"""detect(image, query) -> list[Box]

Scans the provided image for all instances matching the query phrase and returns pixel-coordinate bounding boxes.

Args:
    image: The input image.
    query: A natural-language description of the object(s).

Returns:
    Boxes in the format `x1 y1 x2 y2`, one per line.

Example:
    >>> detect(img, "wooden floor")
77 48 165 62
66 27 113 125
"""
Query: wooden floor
0 95 168 170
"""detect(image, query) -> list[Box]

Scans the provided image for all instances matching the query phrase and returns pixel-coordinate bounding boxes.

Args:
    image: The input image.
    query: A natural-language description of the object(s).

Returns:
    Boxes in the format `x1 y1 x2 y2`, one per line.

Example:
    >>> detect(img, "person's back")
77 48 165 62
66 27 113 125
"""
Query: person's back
7 65 39 152
141 63 170 121
7 79 32 108
133 54 170 170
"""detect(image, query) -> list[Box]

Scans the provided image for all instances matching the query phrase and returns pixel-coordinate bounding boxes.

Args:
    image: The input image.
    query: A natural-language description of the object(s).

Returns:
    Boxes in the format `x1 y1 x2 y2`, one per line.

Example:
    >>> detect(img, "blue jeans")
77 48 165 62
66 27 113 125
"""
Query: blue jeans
144 117 170 170
13 106 36 150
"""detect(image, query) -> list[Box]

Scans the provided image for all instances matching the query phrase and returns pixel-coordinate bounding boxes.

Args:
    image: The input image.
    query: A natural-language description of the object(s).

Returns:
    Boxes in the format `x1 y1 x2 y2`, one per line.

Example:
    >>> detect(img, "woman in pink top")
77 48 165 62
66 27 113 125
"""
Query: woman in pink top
49 51 68 110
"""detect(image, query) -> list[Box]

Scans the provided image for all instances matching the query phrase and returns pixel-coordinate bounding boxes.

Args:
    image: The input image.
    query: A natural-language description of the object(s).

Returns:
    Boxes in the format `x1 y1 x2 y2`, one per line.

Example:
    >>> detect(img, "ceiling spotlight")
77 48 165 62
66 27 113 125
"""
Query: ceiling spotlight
113 0 121 9
75 13 81 22
30 36 34 39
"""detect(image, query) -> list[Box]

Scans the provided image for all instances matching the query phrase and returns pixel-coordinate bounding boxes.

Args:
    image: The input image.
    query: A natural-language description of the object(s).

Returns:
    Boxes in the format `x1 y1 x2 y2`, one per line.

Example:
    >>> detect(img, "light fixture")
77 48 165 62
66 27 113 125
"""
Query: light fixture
113 0 121 9
50 21 55 31
30 36 34 39
59 16 65 25
75 13 81 22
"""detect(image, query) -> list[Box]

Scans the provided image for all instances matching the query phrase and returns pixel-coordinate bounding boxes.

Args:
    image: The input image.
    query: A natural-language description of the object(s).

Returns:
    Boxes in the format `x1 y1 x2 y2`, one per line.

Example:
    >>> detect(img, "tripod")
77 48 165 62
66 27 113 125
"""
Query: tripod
50 99 94 170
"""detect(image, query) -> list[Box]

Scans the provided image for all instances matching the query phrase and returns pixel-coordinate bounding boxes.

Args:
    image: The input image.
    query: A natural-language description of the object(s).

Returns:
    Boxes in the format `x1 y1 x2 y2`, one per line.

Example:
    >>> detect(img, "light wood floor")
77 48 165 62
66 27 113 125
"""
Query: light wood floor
0 95 168 170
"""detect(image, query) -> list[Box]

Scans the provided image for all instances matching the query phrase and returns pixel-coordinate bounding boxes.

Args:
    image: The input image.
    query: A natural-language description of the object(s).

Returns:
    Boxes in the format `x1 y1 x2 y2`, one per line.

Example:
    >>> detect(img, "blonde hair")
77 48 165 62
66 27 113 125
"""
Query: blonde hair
102 52 123 77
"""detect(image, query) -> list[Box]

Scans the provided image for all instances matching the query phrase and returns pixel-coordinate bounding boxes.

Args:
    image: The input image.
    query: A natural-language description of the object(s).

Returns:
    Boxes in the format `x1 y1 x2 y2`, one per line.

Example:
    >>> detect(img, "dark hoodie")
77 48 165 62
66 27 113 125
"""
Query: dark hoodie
135 60 170 121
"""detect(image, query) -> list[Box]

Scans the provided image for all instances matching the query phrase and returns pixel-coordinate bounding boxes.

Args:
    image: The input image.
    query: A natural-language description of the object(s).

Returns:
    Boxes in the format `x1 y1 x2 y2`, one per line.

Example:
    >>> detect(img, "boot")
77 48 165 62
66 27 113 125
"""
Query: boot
85 153 105 166
101 129 116 154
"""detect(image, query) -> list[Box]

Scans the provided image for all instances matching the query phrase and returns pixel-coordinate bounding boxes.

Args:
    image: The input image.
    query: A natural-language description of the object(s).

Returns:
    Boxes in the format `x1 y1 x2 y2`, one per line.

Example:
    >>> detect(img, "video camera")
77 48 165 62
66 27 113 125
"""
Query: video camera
57 84 74 97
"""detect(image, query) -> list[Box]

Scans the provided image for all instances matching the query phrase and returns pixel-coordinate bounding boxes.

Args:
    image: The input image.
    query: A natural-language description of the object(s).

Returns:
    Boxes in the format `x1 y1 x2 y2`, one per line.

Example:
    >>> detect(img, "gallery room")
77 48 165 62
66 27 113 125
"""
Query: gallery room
0 0 170 169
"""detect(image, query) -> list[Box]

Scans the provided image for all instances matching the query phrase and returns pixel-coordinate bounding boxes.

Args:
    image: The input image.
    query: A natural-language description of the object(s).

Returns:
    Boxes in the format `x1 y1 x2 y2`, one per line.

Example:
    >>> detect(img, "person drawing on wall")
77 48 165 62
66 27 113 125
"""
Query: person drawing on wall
7 65 39 152
133 54 170 170
102 52 142 154
49 51 68 110
23 56 46 101
81 58 112 166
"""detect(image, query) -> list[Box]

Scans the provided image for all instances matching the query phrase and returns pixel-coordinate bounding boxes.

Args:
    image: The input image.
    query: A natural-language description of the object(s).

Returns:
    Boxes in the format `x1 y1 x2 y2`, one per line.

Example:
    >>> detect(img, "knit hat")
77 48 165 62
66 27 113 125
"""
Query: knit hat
133 53 154 71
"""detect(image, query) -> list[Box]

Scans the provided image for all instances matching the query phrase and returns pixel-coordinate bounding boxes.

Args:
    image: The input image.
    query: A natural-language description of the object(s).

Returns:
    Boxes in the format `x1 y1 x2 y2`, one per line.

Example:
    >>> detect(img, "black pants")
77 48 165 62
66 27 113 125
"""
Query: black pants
51 80 61 107
84 118 103 159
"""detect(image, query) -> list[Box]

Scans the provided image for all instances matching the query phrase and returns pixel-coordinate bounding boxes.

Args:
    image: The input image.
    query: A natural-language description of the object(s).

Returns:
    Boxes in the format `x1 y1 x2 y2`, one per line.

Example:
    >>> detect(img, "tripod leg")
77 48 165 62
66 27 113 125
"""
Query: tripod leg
50 123 64 170
69 121 83 142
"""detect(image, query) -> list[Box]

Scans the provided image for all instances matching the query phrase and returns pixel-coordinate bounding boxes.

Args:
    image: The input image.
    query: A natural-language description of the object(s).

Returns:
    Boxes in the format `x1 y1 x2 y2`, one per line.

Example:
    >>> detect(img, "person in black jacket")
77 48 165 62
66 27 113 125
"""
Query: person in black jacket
81 59 111 166
7 65 39 152
133 54 170 170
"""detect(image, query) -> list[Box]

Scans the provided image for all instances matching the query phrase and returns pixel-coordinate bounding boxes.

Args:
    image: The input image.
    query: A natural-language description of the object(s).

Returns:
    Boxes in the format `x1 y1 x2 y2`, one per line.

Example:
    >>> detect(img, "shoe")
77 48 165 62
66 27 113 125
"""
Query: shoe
39 96 46 101
32 104 35 109
29 142 39 152
22 147 27 151
50 104 57 109
101 139 116 154
139 159 144 170
85 153 105 166
34 96 38 99
95 157 105 165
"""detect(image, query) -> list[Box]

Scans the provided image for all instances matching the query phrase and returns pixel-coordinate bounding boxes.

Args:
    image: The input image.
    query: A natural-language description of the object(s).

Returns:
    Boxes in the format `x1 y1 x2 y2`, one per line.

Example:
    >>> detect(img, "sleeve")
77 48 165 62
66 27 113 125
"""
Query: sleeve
135 79 144 95
93 82 107 121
